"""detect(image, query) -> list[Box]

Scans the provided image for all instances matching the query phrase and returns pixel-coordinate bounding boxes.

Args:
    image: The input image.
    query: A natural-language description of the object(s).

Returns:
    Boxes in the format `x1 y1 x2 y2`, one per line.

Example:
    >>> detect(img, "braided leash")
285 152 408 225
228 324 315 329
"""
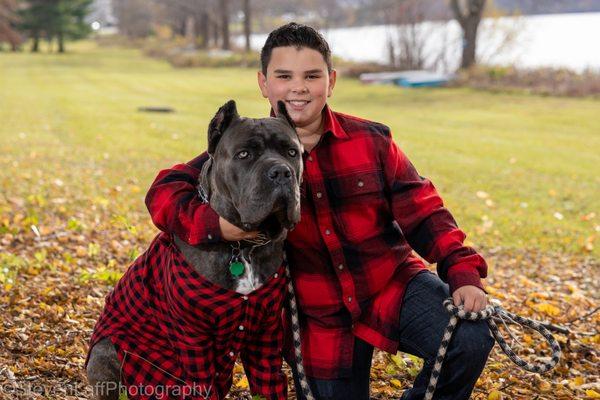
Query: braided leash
284 261 315 400
424 298 562 400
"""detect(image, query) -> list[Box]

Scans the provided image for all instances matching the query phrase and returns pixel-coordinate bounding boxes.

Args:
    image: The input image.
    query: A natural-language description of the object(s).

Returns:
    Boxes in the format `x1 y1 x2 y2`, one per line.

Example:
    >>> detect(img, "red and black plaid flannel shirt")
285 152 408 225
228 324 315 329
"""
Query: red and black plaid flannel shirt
145 105 487 379
86 233 288 399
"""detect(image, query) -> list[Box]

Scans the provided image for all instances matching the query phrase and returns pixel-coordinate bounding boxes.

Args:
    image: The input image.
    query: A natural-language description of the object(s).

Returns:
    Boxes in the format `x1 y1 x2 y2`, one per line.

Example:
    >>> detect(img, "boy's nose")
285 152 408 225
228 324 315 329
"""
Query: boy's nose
291 80 308 94
292 86 308 94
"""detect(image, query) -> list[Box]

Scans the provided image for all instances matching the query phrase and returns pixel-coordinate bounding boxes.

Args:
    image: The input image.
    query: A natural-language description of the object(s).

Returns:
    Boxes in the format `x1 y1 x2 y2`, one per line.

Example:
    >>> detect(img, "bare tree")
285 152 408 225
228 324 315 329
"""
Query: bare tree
242 0 250 52
386 0 452 71
450 0 487 69
0 0 21 51
113 0 155 38
390 0 427 69
476 2 524 67
220 0 229 50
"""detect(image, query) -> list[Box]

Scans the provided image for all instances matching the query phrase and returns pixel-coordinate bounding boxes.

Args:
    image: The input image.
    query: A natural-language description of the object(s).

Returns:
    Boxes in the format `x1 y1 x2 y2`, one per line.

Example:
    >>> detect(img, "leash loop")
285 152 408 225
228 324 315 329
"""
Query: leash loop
425 298 561 400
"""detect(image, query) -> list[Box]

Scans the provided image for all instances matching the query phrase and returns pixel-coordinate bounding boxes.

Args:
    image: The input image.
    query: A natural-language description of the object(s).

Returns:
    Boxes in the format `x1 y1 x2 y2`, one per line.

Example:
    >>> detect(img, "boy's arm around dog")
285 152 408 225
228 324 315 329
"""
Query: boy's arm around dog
145 152 222 245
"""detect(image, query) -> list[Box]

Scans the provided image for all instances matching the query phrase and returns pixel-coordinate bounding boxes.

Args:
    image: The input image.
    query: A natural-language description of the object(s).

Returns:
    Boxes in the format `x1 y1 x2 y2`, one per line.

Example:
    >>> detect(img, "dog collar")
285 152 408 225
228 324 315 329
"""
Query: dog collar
228 236 271 278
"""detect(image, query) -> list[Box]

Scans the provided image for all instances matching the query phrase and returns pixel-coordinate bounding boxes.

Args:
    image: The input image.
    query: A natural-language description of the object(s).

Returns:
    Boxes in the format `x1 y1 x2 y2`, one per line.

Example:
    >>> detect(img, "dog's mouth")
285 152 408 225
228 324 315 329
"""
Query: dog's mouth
259 199 295 237
240 195 298 238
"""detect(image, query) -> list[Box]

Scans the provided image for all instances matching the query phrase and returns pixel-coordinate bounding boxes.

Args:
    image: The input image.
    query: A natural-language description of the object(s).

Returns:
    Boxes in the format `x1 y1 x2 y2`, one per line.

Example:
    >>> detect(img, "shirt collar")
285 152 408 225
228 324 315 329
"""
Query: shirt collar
321 104 350 140
269 104 350 140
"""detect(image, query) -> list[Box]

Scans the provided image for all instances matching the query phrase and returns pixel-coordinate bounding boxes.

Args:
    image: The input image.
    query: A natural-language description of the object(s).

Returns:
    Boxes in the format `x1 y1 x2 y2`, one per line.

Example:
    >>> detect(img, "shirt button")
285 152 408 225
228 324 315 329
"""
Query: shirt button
325 229 331 235
357 180 364 187
337 264 344 270
229 351 234 357
242 295 248 301
207 234 213 240
316 192 322 198
348 296 353 302
308 156 313 161
238 325 244 331
274 273 279 278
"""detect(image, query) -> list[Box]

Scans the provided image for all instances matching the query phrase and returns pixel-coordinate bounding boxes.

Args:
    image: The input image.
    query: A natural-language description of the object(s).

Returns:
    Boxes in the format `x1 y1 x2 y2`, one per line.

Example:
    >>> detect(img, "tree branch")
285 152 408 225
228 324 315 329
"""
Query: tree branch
450 0 467 28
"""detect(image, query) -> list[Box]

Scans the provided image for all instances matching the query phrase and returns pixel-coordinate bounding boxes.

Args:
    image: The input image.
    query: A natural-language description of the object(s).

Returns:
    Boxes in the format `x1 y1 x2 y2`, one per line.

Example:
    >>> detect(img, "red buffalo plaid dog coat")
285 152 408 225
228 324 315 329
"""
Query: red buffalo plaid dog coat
86 233 288 400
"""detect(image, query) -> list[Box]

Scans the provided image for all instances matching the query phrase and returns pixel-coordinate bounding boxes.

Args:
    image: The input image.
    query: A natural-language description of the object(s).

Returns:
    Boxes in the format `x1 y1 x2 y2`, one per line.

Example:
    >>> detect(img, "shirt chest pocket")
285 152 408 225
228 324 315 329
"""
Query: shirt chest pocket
329 171 387 241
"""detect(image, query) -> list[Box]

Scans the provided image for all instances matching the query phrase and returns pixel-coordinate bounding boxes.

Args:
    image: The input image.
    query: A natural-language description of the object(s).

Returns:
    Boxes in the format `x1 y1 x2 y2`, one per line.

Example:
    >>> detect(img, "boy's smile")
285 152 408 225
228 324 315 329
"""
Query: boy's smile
258 46 336 138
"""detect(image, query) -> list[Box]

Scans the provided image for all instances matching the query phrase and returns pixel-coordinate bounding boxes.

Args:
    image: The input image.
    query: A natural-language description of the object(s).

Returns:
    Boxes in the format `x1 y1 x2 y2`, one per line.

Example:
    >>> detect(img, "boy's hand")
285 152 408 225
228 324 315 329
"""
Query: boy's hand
219 216 260 241
452 285 487 313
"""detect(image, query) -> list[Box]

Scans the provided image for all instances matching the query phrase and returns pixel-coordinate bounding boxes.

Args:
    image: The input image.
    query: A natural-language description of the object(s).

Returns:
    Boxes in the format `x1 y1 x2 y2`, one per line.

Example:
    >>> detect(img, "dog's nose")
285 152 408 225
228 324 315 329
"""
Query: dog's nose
267 165 292 185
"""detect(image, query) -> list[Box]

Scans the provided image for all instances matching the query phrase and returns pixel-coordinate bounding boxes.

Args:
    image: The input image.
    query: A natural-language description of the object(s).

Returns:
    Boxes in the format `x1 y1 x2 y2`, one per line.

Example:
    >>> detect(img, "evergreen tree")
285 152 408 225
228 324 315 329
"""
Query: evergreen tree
19 0 92 52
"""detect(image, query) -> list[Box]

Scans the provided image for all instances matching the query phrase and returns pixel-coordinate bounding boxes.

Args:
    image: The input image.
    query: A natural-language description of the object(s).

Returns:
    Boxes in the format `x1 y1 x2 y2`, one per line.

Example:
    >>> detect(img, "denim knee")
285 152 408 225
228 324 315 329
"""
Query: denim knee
451 319 495 365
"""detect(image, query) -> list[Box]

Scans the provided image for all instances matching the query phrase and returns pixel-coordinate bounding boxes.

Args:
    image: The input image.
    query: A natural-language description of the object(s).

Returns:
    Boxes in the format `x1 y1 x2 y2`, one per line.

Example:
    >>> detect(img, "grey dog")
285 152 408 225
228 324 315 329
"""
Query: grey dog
86 100 303 400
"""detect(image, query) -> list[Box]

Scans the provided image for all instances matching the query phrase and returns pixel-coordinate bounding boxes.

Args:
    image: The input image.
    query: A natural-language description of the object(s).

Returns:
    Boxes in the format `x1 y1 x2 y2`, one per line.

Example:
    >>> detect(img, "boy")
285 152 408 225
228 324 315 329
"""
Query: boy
146 23 493 399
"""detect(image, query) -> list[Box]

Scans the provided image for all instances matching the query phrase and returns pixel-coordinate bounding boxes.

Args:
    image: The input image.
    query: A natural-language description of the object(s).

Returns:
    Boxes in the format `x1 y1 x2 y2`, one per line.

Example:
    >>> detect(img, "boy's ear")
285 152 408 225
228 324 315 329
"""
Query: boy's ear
208 100 239 155
327 69 337 97
257 71 268 98
276 100 295 129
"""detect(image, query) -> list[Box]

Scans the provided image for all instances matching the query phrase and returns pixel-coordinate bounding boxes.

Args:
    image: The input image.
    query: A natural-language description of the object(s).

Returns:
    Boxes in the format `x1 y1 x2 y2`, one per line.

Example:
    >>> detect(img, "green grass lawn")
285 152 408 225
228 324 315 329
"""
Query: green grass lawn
0 41 598 257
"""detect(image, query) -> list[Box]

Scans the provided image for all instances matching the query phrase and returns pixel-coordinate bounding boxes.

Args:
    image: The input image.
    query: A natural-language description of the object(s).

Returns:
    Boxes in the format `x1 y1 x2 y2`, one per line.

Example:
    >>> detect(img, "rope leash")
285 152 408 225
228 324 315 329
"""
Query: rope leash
424 298 562 400
285 262 315 400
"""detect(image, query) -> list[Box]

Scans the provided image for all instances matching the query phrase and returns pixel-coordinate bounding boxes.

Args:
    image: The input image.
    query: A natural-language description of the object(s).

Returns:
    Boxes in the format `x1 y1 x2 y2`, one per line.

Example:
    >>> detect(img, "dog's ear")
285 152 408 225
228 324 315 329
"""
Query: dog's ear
276 100 295 129
208 100 239 155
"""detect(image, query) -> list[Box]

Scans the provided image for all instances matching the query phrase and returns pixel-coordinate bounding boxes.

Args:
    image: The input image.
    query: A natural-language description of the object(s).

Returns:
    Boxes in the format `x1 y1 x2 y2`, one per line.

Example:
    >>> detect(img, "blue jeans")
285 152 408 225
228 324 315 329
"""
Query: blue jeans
292 271 494 400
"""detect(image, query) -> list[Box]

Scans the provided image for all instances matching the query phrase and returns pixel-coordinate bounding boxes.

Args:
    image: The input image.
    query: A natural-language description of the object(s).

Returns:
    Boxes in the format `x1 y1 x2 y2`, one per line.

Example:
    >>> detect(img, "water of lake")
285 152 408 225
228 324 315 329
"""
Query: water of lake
247 13 600 73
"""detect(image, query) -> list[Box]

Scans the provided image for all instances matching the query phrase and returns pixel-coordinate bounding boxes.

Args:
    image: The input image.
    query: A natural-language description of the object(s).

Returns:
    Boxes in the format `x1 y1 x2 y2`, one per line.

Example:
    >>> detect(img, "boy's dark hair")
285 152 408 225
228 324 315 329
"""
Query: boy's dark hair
260 22 332 75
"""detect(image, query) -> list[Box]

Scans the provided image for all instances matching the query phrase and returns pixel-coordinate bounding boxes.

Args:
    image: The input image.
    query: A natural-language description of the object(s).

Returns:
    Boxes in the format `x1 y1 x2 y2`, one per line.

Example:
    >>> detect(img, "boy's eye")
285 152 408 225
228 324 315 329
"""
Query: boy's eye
288 149 297 157
277 75 291 79
236 150 249 159
307 75 320 80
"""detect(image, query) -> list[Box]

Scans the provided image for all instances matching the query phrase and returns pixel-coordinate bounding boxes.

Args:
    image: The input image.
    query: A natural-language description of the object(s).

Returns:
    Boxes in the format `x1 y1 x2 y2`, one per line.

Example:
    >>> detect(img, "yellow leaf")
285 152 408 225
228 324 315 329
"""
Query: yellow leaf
538 379 551 392
235 376 249 389
75 246 87 257
488 390 502 400
532 303 560 317
26 267 39 276
586 389 600 399
390 379 402 389
390 353 405 368
569 376 584 388
385 363 397 375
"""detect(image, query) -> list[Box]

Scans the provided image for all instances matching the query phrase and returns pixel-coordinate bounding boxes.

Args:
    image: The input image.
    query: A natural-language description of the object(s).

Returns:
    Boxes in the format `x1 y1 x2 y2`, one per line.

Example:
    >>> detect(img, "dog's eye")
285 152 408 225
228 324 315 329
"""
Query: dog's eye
236 151 249 159
288 149 297 157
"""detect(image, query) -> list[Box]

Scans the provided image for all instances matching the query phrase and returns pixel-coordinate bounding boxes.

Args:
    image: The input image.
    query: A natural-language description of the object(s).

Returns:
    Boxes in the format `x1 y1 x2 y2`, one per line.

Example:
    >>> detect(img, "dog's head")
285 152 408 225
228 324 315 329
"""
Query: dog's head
202 100 303 238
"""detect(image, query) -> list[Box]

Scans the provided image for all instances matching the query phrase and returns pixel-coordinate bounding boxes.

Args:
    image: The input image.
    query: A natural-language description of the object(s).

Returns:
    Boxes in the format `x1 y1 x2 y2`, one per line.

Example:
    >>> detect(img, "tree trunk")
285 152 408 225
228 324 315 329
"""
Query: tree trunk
200 12 208 49
31 31 39 52
58 31 65 53
220 0 229 50
461 17 479 69
243 0 251 52
450 0 486 69
185 15 195 48
211 17 219 48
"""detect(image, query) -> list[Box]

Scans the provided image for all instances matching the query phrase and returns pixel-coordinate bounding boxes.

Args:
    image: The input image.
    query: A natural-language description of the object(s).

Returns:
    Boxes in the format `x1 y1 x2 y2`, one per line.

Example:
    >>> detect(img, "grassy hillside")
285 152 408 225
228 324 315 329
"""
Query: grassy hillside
1 42 597 256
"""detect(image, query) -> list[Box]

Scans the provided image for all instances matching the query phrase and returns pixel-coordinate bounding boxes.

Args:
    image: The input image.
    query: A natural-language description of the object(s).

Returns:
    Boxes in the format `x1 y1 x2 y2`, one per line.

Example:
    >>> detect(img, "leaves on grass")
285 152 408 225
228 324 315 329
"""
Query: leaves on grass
0 184 599 399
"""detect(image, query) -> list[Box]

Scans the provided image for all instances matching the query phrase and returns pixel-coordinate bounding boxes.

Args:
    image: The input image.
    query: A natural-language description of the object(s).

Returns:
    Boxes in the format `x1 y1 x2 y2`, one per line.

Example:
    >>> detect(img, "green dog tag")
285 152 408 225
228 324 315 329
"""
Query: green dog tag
229 261 245 277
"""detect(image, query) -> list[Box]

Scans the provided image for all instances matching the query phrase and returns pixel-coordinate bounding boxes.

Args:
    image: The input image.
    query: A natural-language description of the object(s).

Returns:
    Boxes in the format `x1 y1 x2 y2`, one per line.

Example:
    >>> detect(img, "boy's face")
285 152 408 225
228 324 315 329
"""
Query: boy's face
258 46 336 130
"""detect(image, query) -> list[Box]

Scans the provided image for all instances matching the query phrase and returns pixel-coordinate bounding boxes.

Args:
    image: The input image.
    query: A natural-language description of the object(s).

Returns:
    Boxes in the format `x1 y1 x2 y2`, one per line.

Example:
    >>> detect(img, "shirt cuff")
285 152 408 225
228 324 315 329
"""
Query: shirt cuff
447 264 486 294
189 205 223 245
